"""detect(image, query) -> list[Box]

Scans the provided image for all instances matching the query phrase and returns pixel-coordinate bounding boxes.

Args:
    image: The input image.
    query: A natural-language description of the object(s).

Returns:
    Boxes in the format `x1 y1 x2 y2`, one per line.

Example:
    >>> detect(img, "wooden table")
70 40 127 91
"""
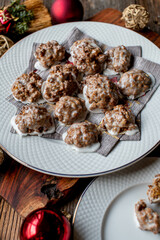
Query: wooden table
0 8 160 240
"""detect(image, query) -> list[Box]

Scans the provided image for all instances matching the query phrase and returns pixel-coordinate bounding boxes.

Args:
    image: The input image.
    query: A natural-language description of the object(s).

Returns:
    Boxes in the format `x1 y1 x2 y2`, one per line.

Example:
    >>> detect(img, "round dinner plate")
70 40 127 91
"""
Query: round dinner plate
73 157 160 240
0 22 160 177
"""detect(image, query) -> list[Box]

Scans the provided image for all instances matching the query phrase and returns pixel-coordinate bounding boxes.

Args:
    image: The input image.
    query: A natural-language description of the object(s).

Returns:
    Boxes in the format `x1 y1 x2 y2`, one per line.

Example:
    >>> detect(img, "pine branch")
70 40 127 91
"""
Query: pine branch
7 0 34 35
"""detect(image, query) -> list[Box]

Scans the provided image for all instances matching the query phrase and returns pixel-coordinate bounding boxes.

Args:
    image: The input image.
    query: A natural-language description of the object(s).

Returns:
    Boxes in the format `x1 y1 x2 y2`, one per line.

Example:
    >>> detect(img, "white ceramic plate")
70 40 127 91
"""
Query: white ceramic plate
0 22 160 177
73 157 160 240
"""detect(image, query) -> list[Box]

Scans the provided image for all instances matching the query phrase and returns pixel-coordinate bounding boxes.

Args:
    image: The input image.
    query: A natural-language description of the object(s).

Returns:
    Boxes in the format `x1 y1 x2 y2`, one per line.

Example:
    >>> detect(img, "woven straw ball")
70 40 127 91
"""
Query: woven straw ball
0 35 14 57
122 4 149 31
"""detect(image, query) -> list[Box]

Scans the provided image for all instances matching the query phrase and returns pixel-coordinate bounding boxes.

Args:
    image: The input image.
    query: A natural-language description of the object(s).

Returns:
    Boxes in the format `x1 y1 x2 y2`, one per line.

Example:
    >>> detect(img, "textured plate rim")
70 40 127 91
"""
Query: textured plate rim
0 140 159 177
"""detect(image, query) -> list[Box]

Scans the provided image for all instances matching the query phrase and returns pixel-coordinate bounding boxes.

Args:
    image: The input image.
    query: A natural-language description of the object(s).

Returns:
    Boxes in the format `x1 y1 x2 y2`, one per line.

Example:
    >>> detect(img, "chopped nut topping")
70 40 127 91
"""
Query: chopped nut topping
135 200 160 234
35 41 65 68
42 64 79 103
70 38 107 75
101 105 138 135
64 121 99 148
55 96 87 125
12 72 43 103
84 73 120 111
147 175 160 203
14 104 54 135
105 45 131 73
118 69 151 99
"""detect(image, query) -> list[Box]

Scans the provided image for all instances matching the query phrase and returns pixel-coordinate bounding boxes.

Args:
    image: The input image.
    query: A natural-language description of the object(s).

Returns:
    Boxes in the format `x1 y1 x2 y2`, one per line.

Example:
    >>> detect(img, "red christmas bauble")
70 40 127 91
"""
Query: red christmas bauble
51 0 83 24
20 208 71 240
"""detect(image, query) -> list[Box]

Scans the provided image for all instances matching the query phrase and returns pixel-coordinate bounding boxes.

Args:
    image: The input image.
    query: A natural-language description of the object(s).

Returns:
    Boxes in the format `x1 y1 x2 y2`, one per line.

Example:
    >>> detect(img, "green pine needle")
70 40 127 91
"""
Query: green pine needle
7 0 34 35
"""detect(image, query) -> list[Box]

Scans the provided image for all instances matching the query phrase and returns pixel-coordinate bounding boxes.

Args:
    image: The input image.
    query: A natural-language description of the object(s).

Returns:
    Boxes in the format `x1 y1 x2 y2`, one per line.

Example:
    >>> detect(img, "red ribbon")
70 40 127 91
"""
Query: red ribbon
0 10 12 33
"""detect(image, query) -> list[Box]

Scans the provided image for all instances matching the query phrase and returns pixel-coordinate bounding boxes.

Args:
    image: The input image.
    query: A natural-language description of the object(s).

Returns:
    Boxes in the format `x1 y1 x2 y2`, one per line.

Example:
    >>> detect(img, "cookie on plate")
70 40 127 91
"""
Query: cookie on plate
62 121 100 152
34 40 65 70
11 71 44 104
135 200 159 234
103 45 131 75
101 105 139 136
147 174 160 203
55 96 88 125
42 64 79 103
70 38 107 75
11 104 55 136
83 73 120 113
118 69 153 99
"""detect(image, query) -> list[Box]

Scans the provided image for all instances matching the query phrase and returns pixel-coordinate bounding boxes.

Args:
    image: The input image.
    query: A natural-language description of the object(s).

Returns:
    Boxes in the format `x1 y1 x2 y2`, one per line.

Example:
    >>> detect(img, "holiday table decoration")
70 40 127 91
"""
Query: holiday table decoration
121 4 149 31
20 207 71 240
24 0 52 33
51 0 83 24
0 0 34 35
0 9 12 34
0 0 52 37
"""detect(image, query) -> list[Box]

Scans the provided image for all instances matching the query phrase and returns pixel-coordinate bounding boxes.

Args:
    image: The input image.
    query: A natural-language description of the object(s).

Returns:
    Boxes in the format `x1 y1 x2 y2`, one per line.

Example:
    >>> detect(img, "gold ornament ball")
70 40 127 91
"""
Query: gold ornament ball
122 4 149 31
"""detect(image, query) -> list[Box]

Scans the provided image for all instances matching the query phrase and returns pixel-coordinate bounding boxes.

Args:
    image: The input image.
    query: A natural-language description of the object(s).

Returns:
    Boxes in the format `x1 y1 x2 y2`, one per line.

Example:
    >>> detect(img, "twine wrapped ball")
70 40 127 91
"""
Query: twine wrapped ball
0 35 14 57
122 4 149 31
0 148 4 165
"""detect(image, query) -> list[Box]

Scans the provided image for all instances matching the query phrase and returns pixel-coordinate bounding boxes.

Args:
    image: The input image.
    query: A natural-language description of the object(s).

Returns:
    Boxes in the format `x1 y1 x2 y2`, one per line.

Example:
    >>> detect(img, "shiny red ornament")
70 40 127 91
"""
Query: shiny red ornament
20 208 71 240
51 0 83 24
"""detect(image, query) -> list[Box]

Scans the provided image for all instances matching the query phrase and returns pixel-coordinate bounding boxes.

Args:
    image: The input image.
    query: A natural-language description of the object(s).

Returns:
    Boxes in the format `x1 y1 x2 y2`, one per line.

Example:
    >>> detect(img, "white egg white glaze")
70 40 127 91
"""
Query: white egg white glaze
11 115 55 137
62 132 100 153
34 61 48 71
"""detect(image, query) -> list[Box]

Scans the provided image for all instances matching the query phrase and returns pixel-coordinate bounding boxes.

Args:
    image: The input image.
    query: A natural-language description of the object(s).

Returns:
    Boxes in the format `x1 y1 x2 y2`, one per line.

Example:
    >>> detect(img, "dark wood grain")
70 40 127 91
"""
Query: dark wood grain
0 198 23 240
0 154 79 218
0 5 160 240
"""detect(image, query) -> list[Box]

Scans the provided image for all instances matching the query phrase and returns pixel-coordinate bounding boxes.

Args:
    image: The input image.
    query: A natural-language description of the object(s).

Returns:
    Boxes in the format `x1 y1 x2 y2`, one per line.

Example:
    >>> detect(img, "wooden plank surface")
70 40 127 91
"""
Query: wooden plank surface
0 198 23 240
0 152 85 216
0 6 160 240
